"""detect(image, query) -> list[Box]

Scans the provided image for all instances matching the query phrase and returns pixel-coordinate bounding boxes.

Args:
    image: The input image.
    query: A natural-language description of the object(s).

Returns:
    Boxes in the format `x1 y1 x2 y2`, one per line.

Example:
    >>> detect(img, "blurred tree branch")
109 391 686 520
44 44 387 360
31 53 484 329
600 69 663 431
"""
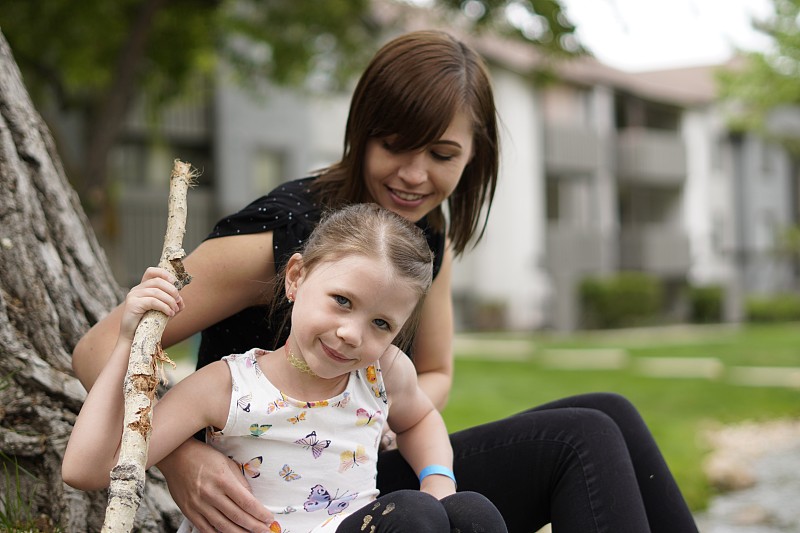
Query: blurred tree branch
716 0 800 151
0 0 584 216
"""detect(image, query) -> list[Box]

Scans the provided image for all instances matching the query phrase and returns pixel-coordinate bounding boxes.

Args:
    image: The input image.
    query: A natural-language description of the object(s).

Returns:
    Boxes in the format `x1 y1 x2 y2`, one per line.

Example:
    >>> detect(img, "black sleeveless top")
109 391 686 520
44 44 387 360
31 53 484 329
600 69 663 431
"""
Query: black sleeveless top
196 177 446 370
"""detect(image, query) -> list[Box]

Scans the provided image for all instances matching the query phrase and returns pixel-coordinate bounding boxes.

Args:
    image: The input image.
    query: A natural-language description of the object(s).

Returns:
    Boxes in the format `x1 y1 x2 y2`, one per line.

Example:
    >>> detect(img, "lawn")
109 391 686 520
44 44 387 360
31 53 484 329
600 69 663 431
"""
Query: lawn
442 323 800 511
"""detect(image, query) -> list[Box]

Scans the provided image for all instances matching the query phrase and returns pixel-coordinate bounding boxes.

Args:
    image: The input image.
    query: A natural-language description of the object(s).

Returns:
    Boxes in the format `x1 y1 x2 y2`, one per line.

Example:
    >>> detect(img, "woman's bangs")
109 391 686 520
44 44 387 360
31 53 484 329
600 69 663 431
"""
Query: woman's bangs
371 74 461 152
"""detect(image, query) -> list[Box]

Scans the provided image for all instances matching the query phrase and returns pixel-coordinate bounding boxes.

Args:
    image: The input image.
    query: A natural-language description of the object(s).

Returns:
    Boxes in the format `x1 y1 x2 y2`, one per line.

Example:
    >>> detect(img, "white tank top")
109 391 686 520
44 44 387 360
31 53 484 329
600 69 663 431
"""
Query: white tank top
178 347 389 533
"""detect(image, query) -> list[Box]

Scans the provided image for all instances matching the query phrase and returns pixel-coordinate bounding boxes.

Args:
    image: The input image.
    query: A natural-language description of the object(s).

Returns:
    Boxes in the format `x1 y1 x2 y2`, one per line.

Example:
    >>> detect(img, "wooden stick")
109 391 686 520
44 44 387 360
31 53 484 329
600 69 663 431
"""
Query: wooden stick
102 160 195 532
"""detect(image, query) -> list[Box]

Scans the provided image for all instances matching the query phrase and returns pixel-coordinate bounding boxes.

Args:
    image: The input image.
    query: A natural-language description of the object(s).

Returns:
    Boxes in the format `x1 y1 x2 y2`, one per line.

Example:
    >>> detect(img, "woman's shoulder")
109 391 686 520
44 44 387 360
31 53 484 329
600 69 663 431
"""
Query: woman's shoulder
206 177 322 241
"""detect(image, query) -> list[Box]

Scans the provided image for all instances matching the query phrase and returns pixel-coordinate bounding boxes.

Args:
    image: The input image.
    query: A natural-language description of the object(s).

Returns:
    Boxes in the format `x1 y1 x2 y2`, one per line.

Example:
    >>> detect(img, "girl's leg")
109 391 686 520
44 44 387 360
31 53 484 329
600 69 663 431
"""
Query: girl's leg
335 490 449 533
440 491 508 533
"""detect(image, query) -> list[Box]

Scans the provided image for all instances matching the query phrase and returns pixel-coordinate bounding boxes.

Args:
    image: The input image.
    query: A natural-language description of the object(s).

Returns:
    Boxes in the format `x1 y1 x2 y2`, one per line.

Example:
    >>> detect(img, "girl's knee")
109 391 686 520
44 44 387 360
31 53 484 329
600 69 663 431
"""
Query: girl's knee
367 490 449 531
441 491 508 533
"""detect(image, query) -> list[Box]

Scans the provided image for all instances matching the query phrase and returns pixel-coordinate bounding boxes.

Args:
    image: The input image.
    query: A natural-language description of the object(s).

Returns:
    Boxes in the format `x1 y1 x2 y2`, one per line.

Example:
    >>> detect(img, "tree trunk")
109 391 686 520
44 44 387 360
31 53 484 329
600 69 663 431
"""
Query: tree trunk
0 29 181 532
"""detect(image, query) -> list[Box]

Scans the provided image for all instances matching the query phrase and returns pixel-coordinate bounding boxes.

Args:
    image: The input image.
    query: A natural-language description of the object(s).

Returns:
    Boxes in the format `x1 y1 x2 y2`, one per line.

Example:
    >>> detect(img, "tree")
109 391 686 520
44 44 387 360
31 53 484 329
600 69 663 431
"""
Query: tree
0 0 582 219
0 29 181 531
717 0 800 149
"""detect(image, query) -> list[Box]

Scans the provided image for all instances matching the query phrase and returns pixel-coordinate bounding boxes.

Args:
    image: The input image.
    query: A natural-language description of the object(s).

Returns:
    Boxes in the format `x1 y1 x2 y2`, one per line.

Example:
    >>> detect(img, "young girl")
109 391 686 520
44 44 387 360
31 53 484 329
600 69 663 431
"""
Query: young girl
63 204 507 533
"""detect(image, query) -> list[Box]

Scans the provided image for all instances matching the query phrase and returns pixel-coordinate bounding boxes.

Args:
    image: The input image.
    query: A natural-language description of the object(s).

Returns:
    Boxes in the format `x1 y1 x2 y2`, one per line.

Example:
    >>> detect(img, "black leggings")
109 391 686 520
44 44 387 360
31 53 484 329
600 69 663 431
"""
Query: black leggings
377 393 698 533
336 490 507 533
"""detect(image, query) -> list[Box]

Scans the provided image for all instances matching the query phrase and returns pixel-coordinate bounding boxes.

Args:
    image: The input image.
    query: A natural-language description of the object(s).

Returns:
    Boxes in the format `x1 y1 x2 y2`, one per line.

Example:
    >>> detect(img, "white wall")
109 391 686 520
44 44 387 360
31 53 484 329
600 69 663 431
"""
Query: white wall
452 67 550 330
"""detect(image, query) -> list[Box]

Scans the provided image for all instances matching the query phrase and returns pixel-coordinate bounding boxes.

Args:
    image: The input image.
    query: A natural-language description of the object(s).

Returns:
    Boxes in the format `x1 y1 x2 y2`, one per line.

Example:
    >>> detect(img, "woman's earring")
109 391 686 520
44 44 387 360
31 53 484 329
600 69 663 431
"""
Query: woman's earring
288 292 295 303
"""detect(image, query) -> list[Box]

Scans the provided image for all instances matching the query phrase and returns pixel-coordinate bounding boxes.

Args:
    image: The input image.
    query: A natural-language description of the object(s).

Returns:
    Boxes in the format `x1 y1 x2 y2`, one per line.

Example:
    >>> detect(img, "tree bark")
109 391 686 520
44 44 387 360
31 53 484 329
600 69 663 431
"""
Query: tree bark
0 29 181 532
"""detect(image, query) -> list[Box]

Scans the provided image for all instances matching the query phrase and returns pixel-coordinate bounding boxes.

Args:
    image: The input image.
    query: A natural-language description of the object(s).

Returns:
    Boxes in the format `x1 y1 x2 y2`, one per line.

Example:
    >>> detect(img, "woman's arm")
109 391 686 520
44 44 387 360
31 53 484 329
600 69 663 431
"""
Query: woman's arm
72 232 276 391
411 245 455 410
382 349 456 500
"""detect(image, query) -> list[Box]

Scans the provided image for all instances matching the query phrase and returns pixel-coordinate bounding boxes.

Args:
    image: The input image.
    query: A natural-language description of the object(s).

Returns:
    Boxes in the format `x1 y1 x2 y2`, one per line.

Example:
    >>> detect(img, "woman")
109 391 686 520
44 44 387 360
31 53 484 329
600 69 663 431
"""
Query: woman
72 30 697 533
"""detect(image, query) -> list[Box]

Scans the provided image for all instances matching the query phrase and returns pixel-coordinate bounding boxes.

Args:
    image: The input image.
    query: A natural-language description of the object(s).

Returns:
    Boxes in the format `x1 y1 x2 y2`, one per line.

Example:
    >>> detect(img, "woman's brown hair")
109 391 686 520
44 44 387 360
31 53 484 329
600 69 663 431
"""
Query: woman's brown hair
313 30 499 256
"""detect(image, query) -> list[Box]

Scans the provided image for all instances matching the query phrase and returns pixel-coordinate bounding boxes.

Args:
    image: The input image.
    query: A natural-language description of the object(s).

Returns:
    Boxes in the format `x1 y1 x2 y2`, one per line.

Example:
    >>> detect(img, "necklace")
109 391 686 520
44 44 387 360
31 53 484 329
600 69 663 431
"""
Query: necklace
286 342 318 377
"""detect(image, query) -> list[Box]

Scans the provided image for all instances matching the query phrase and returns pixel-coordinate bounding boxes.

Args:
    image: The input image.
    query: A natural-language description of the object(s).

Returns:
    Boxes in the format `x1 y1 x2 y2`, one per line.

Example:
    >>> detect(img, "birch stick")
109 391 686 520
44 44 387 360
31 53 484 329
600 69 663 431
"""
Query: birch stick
102 160 195 532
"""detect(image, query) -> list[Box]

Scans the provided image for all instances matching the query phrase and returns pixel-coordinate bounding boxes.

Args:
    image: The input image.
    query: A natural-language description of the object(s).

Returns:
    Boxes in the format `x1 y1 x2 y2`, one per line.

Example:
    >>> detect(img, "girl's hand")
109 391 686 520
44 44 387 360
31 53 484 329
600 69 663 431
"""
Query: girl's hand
119 267 185 341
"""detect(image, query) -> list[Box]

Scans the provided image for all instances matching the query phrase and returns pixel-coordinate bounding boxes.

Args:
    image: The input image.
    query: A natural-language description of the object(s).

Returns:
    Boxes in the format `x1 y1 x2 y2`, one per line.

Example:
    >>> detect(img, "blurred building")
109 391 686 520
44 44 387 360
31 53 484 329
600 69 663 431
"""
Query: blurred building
93 22 798 333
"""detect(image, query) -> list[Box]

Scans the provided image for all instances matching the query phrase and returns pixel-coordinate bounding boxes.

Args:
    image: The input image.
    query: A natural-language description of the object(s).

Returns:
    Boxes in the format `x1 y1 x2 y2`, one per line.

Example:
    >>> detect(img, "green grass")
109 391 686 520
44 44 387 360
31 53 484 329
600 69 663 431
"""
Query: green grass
442 323 800 512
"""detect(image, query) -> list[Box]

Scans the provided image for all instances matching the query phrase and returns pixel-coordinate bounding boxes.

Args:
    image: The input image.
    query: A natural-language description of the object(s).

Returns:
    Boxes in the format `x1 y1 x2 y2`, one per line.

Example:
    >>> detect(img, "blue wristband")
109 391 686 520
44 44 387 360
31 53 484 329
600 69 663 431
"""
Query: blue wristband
418 465 456 486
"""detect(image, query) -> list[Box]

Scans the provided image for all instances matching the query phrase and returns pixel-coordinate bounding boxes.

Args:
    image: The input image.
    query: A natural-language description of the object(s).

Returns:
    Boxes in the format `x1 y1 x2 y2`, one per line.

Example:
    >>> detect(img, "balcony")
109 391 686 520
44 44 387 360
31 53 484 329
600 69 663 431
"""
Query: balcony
619 226 691 275
545 226 610 273
616 128 686 186
544 125 601 174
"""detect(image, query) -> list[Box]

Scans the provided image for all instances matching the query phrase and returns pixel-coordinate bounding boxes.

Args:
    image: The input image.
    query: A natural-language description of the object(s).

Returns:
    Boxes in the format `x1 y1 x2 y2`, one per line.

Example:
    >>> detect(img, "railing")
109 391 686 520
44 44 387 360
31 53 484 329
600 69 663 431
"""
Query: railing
112 187 217 287
544 124 601 174
619 226 691 275
617 128 686 185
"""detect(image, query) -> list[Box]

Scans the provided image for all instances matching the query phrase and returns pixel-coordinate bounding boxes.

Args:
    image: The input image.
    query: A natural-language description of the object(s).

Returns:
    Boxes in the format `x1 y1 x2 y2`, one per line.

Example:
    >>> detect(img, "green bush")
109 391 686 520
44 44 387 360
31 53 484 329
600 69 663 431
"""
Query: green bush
579 272 662 329
746 294 800 322
688 285 724 324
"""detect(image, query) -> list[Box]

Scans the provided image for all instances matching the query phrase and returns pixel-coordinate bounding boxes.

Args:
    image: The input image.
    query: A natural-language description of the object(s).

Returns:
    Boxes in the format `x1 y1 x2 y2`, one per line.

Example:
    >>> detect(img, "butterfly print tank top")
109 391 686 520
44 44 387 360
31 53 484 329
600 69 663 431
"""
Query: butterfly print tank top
178 348 389 533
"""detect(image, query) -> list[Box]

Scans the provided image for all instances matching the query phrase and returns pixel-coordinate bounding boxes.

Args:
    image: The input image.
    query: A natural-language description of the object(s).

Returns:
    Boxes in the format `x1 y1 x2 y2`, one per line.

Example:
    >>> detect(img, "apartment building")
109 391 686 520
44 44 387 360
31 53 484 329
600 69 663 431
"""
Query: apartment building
100 33 798 332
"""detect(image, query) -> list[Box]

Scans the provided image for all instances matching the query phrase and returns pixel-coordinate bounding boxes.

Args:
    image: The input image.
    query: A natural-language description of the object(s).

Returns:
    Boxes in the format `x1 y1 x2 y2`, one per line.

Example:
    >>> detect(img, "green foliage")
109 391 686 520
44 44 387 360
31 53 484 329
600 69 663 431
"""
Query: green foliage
716 0 800 147
579 272 663 329
0 0 583 109
746 293 800 322
0 0 585 199
688 285 724 324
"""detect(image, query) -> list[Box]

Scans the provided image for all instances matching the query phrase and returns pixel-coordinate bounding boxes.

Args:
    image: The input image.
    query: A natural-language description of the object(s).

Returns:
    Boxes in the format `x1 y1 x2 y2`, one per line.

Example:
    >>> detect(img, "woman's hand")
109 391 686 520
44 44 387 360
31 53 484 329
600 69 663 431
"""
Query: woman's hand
158 439 274 533
380 428 398 451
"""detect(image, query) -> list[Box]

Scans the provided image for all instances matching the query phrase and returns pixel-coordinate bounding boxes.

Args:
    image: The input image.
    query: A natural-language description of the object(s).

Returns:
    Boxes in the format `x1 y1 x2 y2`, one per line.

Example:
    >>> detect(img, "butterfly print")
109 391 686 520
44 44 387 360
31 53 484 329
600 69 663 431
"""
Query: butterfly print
249 424 272 437
372 384 387 404
356 408 382 427
268 520 284 533
287 411 307 424
278 463 301 482
303 484 358 515
331 392 351 408
234 456 262 478
267 398 288 414
365 365 378 384
294 431 331 459
244 355 263 378
236 393 252 413
339 445 368 472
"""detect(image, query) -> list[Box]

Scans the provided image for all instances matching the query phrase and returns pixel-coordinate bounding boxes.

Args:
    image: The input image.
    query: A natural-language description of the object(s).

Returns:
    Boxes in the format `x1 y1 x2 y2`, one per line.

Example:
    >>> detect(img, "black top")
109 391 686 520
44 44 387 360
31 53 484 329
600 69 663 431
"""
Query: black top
196 177 446 370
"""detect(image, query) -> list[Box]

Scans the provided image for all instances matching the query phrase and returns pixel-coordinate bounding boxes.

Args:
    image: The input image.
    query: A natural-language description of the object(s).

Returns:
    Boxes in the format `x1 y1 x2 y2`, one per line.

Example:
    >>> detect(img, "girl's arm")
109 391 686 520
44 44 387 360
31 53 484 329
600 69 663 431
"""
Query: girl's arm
70 234 276 531
63 268 187 489
410 245 455 410
71 232 276 391
382 349 456 500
